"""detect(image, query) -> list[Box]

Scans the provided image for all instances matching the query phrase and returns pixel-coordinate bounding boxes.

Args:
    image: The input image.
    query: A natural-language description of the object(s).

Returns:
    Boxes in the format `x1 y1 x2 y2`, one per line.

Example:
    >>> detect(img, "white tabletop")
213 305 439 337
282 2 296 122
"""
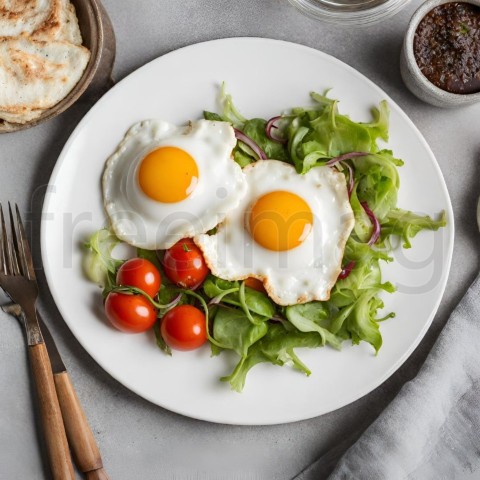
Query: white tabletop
1 1 479 478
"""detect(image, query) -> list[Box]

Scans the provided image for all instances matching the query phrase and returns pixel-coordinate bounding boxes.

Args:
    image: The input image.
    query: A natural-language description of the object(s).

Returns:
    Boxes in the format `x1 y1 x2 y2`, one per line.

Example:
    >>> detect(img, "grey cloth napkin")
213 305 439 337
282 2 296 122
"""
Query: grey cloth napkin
295 273 480 480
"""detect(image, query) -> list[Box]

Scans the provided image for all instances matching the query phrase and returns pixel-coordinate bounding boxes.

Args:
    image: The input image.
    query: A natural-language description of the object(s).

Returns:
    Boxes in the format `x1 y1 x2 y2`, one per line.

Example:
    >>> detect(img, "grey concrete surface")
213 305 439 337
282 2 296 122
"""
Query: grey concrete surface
0 1 479 479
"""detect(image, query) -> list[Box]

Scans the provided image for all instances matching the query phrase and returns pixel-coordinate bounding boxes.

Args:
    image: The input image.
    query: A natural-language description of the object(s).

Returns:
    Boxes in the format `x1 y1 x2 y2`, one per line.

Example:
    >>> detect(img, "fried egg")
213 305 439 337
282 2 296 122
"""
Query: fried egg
103 119 247 249
194 160 355 306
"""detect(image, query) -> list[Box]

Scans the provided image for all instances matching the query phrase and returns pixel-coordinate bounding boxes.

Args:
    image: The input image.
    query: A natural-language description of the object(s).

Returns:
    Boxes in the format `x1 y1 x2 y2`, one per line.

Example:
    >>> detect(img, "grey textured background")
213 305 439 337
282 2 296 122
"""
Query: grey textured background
0 1 479 479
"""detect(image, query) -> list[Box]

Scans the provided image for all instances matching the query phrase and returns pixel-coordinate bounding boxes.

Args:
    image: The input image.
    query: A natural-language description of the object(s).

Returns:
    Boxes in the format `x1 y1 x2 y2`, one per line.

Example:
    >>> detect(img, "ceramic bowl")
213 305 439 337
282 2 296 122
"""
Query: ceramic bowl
0 0 106 133
400 0 480 108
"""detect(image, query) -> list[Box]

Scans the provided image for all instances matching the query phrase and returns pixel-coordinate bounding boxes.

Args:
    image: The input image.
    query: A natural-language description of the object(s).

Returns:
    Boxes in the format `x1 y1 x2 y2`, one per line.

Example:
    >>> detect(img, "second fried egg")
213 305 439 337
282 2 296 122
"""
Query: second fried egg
194 160 355 306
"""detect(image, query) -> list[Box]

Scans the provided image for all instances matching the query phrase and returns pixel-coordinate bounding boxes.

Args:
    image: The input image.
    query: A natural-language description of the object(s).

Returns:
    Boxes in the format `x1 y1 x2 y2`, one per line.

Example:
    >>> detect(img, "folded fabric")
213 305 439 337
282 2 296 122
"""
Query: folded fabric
295 273 480 480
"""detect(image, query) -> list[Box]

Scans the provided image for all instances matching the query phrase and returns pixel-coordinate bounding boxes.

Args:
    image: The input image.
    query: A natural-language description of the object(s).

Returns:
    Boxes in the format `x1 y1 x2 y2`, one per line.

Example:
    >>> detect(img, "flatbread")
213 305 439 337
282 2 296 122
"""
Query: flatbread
0 0 53 36
30 0 82 44
0 106 43 122
0 1 88 124
0 0 82 44
0 37 90 123
60 0 82 45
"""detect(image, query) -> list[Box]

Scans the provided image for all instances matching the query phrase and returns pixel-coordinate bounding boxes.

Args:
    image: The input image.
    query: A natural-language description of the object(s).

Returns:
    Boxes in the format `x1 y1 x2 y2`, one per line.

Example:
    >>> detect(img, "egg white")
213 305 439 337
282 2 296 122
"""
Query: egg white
194 160 355 306
103 119 247 249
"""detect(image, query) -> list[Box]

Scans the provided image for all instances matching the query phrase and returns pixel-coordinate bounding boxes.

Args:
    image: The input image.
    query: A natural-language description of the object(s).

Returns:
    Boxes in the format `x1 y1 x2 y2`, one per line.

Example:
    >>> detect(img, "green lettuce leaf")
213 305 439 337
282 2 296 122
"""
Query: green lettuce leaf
136 247 162 270
203 111 224 122
213 308 268 357
222 322 325 392
203 276 275 320
233 148 254 167
154 321 172 356
242 118 289 162
287 96 390 173
285 302 342 349
354 150 403 221
83 229 124 288
381 209 447 248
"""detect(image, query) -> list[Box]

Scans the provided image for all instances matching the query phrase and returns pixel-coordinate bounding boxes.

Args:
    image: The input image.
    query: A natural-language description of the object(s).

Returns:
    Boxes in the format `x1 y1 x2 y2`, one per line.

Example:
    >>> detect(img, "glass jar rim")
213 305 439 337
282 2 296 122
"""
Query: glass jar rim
287 0 413 25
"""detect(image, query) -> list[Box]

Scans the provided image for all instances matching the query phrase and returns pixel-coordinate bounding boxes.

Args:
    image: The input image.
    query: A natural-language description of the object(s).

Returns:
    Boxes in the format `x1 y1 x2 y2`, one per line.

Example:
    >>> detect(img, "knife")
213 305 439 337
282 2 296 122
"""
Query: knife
3 304 110 480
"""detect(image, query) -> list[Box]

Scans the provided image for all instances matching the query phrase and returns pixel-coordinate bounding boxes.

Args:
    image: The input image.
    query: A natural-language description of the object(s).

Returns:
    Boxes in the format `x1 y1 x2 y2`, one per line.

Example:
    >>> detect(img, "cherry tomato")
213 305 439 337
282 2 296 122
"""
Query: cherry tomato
105 292 157 333
162 238 209 289
116 258 161 298
160 304 207 351
244 277 267 294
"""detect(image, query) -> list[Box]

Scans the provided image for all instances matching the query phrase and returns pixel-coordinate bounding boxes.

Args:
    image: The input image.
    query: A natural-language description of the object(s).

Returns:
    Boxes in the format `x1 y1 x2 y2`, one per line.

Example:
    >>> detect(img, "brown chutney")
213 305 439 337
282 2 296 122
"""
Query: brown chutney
414 2 480 94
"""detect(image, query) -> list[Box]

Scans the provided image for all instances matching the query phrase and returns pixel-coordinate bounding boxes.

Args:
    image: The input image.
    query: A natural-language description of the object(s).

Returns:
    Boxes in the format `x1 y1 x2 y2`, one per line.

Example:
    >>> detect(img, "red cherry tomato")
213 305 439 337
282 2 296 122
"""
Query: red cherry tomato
105 292 157 333
160 304 207 351
116 258 161 298
162 238 209 289
244 277 267 294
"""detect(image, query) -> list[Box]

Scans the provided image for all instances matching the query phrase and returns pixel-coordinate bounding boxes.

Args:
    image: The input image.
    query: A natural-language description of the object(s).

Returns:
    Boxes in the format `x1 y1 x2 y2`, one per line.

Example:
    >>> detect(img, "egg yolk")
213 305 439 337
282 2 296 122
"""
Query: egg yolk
248 191 313 251
138 146 199 203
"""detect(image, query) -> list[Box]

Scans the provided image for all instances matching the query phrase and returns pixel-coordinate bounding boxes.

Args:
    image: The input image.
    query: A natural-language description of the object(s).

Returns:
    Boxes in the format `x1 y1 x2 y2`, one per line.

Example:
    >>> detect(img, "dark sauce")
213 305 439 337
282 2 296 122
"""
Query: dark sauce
414 2 480 94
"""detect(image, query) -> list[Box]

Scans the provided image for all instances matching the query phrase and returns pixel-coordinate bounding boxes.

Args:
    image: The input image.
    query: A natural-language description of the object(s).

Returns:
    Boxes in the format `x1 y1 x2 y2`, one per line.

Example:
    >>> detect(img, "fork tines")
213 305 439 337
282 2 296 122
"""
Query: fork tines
0 203 35 280
0 204 11 275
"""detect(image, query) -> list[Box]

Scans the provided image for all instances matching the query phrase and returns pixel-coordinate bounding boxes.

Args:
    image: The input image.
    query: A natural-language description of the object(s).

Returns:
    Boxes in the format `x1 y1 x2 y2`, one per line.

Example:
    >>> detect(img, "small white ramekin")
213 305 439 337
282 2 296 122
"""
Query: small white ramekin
400 0 480 108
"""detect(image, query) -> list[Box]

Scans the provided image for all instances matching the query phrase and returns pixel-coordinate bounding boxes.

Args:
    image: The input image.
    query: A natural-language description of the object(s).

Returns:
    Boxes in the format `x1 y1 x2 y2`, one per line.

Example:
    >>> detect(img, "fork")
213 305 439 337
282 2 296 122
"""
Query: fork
0 203 75 480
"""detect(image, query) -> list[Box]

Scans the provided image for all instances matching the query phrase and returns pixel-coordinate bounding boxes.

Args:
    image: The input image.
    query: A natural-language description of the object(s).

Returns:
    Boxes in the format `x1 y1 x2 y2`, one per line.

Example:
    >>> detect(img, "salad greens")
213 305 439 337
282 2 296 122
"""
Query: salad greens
84 87 446 392
83 229 123 289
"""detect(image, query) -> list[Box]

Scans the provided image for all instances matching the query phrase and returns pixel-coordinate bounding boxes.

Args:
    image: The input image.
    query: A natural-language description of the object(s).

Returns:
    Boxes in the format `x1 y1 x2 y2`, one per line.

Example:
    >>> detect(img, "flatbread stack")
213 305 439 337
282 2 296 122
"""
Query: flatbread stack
0 0 91 124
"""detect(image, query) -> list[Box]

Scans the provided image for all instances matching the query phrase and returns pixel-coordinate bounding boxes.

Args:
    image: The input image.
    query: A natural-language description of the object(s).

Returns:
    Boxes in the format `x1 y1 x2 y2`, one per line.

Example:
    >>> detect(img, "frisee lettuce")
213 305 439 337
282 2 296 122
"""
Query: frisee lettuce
203 87 444 389
84 88 446 392
83 228 123 289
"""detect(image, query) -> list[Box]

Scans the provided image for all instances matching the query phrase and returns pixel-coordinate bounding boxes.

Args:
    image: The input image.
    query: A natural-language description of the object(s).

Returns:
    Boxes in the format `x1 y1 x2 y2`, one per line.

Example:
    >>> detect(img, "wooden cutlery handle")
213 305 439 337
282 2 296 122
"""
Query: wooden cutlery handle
86 468 111 480
54 371 110 479
28 343 75 480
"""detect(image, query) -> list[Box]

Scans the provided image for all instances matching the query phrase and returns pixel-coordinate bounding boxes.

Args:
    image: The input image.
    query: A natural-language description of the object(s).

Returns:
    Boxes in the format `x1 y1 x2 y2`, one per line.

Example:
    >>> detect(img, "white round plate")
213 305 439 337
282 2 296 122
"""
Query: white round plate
41 38 454 425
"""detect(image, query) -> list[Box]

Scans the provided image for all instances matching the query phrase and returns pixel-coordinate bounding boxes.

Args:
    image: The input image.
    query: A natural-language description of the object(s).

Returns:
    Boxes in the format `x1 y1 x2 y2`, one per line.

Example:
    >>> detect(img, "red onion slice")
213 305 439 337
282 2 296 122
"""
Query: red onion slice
361 201 381 246
326 152 369 167
208 295 223 307
338 260 356 280
234 128 267 160
265 116 287 144
163 293 183 311
343 162 354 199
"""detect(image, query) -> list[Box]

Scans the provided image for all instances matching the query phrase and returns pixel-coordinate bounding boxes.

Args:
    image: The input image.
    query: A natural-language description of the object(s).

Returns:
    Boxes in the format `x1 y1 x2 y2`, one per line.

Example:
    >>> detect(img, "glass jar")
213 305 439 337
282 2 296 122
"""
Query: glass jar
287 0 413 25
